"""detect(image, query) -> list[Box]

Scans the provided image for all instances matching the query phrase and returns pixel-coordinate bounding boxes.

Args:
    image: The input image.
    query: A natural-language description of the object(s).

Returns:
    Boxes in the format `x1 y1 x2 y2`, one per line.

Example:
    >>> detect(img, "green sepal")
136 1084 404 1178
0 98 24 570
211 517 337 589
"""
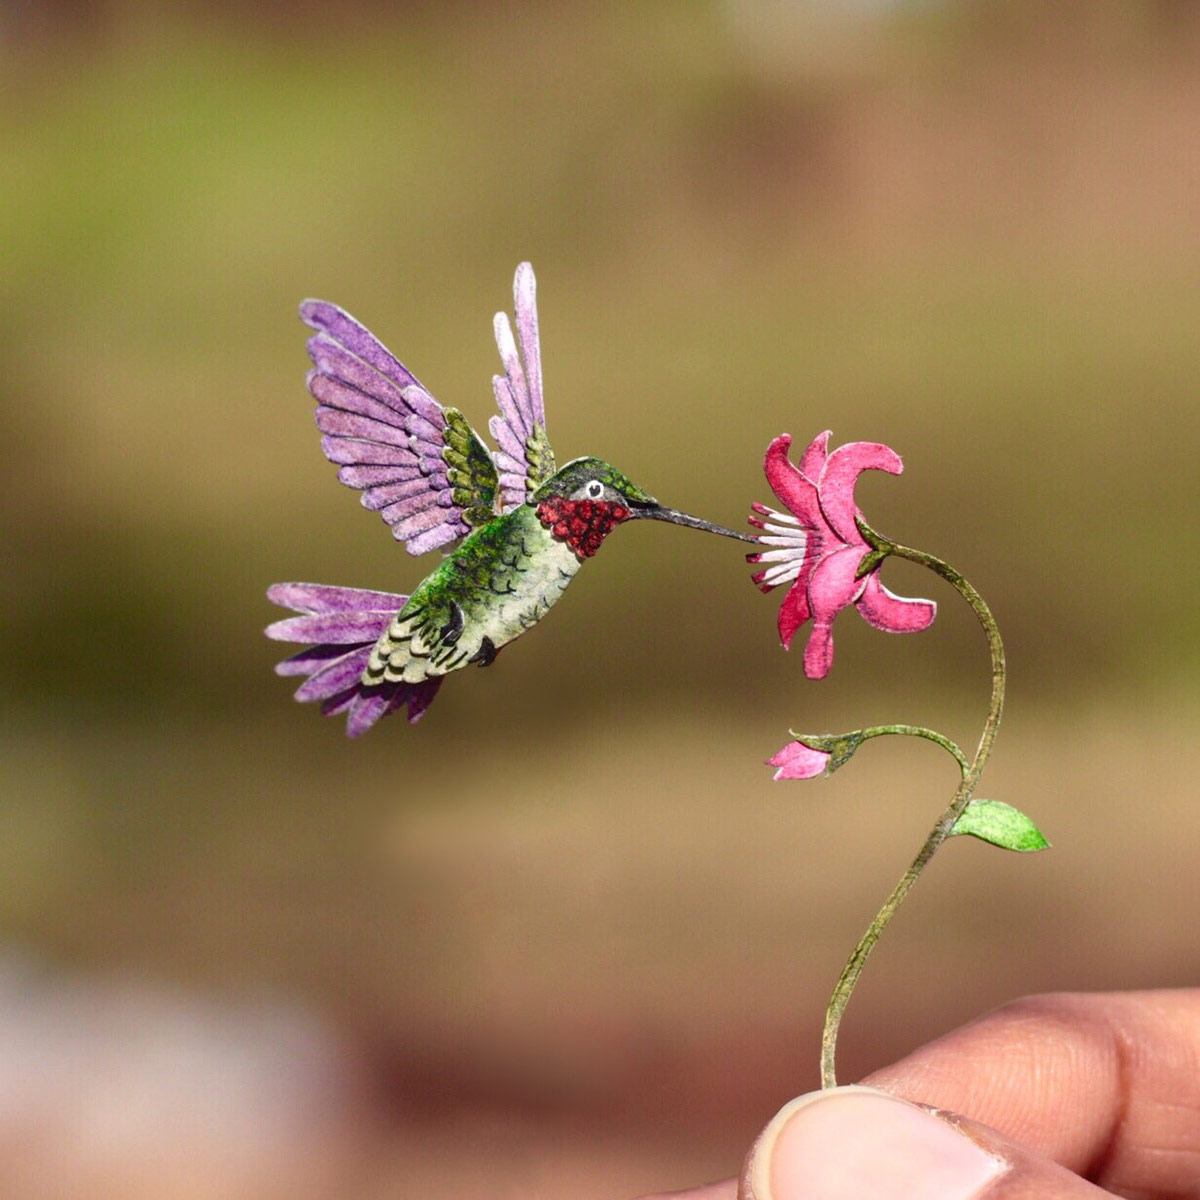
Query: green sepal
854 514 892 553
853 515 892 578
855 548 889 579
442 407 499 527
790 730 866 774
523 423 557 496
951 799 1050 853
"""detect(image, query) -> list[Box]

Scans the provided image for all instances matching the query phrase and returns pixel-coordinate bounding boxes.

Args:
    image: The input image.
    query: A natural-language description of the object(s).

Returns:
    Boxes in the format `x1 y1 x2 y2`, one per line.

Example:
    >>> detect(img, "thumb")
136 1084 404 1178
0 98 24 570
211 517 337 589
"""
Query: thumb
739 1086 1112 1200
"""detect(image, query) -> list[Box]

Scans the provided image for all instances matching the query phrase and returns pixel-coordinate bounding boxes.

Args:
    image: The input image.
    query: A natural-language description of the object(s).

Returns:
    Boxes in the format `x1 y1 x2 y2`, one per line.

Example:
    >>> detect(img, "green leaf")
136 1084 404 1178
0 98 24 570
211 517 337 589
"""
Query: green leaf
951 800 1050 853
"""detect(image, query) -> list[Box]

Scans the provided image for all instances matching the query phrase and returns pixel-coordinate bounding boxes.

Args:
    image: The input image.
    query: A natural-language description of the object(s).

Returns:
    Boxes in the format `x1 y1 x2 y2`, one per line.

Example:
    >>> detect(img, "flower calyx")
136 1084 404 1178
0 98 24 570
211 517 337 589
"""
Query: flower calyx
853 515 893 579
766 730 866 781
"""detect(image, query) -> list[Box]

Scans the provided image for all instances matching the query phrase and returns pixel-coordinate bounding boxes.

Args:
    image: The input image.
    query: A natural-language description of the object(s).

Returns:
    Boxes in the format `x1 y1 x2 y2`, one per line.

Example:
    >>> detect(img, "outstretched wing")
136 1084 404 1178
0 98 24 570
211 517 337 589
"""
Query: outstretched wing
302 301 498 556
488 262 557 512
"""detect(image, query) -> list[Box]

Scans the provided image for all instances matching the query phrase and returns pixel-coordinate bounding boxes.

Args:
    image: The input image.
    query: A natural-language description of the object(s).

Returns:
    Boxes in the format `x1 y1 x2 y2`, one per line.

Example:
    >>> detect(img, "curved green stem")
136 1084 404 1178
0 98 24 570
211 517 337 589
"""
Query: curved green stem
854 725 969 777
819 528 1006 1089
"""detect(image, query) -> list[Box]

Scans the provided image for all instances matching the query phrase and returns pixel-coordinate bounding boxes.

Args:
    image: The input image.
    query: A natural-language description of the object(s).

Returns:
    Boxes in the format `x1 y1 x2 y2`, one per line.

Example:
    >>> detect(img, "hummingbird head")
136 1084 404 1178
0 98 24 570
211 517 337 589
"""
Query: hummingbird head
532 457 754 559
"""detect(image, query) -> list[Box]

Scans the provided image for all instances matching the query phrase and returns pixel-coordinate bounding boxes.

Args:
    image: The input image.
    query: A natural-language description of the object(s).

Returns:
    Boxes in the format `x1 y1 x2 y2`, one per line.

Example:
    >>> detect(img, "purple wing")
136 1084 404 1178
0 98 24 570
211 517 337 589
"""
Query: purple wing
266 582 443 737
301 300 471 556
488 262 555 512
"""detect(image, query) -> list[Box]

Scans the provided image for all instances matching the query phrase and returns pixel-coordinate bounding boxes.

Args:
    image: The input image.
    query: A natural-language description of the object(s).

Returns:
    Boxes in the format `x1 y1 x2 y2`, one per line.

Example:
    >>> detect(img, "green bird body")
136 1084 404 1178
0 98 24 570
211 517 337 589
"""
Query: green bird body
267 265 751 736
367 505 576 683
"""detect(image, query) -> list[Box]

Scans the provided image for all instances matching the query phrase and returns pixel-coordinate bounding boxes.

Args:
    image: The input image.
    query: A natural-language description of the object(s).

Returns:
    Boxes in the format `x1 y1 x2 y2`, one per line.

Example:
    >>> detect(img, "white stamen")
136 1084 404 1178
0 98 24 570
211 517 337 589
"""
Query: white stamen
761 560 804 586
763 521 805 538
760 507 800 526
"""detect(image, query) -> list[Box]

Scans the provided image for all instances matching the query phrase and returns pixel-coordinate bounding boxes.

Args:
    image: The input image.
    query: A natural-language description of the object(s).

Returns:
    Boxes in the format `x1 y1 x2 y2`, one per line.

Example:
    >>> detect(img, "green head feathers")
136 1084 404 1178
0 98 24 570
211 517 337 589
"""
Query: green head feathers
531 457 656 506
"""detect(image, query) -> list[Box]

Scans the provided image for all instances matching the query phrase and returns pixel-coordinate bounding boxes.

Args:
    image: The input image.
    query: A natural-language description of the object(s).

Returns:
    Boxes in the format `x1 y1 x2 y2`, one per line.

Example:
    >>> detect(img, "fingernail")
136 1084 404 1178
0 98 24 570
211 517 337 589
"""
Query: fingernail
740 1085 1006 1200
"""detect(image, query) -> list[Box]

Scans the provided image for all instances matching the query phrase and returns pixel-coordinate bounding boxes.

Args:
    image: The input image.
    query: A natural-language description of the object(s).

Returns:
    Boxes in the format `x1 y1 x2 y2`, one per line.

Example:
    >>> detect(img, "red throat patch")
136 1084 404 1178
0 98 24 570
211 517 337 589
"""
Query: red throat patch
536 497 631 558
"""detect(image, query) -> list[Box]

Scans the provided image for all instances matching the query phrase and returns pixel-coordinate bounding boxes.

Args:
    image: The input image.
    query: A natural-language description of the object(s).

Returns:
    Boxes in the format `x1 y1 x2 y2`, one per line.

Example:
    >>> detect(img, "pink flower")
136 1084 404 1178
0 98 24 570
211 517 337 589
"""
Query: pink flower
766 740 831 781
765 730 868 781
748 431 936 679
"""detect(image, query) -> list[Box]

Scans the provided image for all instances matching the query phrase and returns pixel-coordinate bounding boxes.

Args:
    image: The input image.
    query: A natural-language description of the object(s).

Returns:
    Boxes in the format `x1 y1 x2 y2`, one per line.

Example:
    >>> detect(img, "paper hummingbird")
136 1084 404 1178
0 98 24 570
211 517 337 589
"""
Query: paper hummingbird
267 263 753 736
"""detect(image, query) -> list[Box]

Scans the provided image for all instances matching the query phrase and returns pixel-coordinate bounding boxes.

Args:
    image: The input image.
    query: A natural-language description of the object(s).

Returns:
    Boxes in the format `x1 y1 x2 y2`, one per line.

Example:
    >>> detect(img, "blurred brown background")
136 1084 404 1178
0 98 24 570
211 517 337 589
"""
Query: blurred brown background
1 0 1198 1195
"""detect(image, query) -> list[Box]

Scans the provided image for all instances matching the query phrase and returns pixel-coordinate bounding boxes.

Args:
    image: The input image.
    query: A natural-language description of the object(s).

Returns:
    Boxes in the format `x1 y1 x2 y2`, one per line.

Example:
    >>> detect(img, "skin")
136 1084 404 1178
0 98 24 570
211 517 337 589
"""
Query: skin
635 990 1200 1200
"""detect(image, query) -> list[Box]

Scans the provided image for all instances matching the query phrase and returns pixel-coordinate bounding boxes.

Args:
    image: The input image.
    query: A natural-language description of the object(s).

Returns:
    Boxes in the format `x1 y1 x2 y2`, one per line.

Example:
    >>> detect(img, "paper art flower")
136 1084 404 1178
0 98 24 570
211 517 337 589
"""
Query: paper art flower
766 731 868 781
748 431 936 679
766 739 832 781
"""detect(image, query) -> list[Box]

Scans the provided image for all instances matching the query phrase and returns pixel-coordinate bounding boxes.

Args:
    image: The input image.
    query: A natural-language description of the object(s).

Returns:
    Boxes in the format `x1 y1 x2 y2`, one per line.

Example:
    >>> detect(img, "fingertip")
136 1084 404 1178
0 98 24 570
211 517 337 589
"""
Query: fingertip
739 1086 1006 1200
635 1182 736 1200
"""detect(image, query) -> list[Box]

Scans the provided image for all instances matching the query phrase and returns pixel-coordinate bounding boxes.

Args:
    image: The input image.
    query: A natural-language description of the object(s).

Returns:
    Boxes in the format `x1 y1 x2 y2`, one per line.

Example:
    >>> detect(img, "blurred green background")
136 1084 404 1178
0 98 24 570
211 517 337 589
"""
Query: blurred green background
2 1 1198 1195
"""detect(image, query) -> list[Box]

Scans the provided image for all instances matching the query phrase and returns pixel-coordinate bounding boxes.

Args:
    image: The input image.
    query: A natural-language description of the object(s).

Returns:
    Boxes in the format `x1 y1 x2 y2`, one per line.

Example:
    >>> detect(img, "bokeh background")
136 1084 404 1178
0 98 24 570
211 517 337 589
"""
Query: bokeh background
2 0 1199 1195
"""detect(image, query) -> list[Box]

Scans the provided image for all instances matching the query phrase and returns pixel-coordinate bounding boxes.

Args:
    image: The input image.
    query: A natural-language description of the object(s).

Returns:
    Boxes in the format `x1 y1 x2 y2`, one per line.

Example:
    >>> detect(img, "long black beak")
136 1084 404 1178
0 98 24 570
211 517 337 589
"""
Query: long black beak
632 503 757 544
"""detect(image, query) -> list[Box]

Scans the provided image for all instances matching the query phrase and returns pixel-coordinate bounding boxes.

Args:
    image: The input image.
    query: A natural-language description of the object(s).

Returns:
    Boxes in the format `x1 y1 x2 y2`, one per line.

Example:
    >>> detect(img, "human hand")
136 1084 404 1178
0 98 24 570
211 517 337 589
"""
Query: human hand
638 990 1200 1199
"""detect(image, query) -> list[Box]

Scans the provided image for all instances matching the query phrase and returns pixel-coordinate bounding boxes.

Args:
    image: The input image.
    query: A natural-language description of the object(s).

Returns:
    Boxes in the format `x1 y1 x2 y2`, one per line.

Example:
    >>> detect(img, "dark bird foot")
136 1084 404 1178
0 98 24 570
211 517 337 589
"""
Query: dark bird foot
470 636 498 667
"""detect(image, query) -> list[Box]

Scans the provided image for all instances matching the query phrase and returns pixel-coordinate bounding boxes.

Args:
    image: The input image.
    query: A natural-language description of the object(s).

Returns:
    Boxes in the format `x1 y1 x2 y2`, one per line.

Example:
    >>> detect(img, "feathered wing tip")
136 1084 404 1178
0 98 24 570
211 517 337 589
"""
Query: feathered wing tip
300 299 470 556
489 261 550 512
265 583 443 737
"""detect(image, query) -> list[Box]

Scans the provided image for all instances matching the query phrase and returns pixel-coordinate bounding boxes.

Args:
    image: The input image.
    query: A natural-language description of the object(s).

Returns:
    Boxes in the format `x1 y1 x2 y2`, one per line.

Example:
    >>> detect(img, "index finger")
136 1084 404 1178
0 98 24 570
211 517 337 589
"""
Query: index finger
636 989 1200 1200
865 989 1200 1196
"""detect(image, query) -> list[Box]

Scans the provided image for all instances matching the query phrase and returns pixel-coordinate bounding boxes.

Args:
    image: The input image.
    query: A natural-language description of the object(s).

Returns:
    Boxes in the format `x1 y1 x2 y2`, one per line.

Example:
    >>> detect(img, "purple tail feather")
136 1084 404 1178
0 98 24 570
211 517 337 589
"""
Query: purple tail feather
265 583 443 738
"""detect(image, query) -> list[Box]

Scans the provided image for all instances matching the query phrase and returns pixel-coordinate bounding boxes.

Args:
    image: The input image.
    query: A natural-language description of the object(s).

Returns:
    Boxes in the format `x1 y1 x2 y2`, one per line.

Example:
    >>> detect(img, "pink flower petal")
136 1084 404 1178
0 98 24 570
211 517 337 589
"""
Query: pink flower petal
802 623 836 680
799 429 831 480
817 441 904 544
767 740 831 781
856 573 937 633
806 544 867 621
802 545 867 679
777 580 811 649
763 435 824 526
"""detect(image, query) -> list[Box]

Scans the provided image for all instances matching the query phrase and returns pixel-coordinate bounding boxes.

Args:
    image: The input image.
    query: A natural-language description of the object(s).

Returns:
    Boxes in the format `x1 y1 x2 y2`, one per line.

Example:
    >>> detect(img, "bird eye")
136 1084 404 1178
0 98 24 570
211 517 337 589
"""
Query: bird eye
585 480 604 499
